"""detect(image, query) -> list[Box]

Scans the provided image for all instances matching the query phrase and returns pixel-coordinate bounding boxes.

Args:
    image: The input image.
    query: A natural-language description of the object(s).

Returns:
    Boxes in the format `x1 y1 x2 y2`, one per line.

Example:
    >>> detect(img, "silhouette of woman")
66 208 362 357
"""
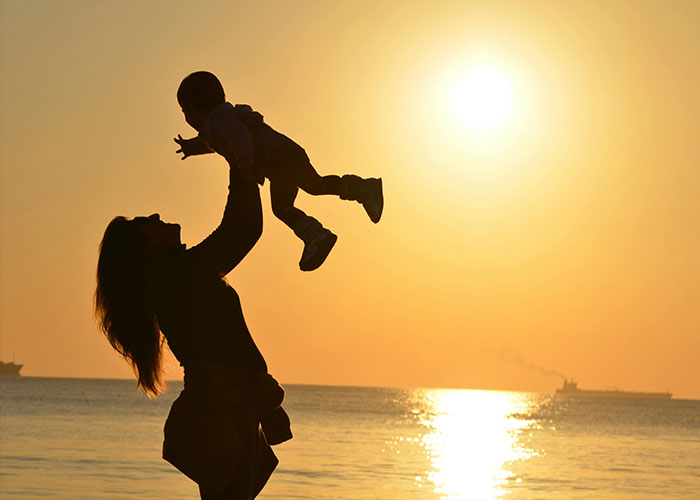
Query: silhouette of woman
95 167 291 500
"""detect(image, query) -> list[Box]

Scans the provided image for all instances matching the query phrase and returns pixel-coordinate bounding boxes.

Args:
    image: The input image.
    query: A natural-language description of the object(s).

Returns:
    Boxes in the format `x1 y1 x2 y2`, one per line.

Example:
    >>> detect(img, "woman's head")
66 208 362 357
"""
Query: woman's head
95 214 181 396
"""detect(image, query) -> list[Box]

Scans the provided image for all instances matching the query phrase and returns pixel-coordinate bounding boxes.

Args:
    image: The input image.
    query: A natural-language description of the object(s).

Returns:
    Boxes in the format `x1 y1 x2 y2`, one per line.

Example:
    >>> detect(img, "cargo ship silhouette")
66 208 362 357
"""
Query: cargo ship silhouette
556 379 671 399
0 361 23 377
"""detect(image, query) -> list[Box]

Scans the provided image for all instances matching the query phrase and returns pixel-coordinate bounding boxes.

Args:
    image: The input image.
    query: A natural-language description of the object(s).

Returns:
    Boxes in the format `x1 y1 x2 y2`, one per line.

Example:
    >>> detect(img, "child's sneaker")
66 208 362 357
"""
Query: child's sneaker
361 177 383 223
293 216 337 271
299 227 337 271
340 175 384 223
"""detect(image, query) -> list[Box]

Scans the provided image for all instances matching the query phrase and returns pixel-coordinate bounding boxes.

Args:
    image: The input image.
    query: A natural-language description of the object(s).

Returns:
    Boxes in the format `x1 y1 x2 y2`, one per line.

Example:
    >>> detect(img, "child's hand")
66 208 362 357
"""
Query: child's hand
174 135 211 160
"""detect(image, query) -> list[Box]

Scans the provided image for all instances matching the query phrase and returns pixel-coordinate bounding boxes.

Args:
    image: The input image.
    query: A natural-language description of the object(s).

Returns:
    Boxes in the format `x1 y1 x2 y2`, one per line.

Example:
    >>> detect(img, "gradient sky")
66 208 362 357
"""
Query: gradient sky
1 0 698 398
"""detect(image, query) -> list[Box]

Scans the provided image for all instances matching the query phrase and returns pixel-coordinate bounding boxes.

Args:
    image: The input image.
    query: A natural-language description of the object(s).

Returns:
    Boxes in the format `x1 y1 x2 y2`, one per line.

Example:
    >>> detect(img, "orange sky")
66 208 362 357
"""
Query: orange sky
1 0 698 398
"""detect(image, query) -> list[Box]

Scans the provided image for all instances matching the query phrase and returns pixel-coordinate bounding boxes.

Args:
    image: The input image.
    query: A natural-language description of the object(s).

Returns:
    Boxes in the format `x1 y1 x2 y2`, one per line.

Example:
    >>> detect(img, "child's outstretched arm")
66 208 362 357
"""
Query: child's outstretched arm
174 134 214 160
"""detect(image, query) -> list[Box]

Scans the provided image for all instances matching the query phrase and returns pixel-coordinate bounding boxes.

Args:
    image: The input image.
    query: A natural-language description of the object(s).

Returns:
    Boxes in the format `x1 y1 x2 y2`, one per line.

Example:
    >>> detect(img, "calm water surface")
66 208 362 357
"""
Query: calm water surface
1 377 698 499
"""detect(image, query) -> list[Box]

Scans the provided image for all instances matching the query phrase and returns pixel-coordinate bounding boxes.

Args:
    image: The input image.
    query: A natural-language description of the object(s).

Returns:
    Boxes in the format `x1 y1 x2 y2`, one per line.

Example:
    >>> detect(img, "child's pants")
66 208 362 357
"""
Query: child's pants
266 147 343 232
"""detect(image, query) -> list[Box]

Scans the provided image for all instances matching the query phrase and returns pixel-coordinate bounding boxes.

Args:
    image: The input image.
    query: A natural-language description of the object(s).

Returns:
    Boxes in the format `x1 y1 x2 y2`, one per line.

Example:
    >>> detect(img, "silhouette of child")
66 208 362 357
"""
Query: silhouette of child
175 71 383 271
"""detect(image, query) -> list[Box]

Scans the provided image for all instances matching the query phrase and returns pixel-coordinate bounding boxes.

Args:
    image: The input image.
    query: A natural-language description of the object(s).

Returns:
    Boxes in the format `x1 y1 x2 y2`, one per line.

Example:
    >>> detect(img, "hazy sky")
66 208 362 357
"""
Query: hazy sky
1 0 698 398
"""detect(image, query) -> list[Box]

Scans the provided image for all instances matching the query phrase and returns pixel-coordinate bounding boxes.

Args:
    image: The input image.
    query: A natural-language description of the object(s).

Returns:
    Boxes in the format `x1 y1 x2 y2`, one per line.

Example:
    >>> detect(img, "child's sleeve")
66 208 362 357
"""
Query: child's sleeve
204 109 255 171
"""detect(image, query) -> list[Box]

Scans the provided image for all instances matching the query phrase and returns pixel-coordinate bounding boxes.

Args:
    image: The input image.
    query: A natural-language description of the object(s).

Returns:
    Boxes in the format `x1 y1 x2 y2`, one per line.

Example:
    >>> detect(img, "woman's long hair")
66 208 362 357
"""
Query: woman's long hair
95 216 165 396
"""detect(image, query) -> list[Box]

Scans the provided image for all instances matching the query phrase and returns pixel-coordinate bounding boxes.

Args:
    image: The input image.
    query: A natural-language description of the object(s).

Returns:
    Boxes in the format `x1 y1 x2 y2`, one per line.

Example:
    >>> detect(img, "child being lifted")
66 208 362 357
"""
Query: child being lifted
175 71 383 271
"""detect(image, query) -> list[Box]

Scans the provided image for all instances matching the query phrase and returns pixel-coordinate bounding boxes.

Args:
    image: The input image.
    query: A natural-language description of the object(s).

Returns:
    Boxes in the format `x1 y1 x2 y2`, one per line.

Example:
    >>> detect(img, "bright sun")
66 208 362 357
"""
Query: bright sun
452 66 514 133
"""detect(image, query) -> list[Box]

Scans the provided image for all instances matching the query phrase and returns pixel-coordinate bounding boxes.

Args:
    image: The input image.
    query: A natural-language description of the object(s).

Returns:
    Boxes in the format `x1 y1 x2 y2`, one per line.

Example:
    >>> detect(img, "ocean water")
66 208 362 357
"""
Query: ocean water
0 378 698 500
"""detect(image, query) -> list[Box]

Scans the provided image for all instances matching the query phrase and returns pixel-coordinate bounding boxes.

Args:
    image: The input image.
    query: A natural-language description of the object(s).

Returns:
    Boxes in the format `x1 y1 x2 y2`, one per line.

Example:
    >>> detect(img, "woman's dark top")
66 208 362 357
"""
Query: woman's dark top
147 168 266 372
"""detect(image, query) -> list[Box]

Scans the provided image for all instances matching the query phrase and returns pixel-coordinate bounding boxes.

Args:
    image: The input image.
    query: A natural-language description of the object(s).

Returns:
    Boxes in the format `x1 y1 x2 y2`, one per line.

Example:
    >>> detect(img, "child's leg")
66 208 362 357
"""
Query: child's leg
294 160 384 224
270 147 380 213
269 177 337 272
269 178 305 230
295 166 343 196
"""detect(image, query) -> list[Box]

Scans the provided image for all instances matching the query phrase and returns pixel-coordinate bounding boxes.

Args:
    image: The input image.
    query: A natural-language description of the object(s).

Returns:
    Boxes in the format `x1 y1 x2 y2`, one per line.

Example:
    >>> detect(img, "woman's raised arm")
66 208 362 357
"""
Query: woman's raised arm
187 168 263 277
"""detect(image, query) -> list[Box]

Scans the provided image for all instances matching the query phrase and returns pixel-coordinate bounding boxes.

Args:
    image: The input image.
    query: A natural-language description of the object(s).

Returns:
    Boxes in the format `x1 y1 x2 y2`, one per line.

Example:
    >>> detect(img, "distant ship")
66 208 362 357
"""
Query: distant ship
0 361 23 377
556 379 671 399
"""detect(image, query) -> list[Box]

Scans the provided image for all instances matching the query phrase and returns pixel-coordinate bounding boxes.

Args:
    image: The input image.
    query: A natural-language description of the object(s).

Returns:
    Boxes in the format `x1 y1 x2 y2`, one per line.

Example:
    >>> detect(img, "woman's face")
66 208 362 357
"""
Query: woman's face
134 213 182 251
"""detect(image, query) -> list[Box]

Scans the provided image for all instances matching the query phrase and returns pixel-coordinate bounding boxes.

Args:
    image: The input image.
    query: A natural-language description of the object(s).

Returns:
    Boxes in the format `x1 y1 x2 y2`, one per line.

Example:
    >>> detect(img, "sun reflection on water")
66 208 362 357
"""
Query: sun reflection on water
418 389 539 499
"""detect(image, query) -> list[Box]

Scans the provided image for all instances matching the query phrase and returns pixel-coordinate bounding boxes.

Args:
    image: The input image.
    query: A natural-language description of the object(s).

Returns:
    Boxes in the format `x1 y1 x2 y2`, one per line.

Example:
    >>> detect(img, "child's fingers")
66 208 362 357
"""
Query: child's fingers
176 148 183 154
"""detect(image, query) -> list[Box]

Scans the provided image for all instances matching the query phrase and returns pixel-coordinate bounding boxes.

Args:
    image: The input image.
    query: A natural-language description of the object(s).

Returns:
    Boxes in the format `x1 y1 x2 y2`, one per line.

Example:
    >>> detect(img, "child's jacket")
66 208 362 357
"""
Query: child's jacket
199 102 302 185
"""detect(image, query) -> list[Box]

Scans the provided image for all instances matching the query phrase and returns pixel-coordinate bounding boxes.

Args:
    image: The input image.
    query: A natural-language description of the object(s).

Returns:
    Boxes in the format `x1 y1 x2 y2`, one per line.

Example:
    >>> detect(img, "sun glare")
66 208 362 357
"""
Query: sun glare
452 66 514 133
420 389 538 499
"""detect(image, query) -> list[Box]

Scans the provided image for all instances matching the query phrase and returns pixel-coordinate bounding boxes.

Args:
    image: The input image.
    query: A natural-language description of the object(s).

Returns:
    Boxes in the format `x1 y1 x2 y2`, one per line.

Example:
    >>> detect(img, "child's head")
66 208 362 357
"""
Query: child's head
177 71 226 130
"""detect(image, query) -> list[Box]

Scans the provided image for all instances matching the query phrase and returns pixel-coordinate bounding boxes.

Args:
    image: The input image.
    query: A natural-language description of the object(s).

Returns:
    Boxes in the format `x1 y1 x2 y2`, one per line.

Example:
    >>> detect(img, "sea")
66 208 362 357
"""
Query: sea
0 377 698 500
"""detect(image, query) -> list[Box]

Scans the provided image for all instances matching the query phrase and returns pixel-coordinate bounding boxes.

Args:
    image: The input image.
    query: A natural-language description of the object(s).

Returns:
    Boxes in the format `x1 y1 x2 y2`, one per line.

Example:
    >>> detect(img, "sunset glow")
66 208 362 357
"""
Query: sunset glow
452 66 515 133
0 0 698 400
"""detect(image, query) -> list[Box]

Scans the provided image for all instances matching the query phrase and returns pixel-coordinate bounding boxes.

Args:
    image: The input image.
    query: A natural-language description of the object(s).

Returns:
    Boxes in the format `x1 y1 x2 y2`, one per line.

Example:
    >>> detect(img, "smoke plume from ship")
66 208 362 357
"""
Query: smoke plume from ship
498 349 566 380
